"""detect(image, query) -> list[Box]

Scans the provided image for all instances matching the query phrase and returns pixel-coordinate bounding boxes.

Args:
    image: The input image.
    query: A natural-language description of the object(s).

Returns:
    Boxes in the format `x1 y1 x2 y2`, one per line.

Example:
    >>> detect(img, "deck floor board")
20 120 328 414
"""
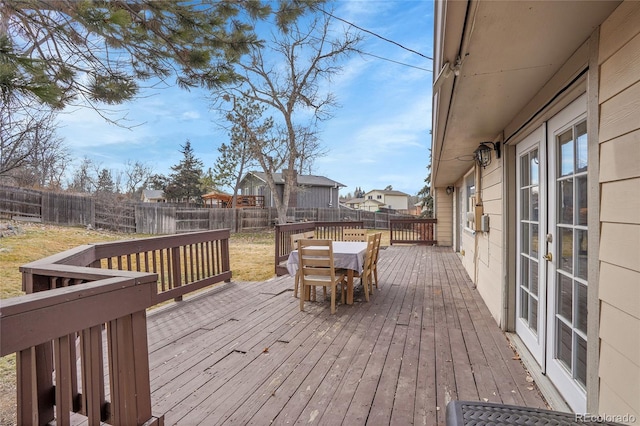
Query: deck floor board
145 246 548 425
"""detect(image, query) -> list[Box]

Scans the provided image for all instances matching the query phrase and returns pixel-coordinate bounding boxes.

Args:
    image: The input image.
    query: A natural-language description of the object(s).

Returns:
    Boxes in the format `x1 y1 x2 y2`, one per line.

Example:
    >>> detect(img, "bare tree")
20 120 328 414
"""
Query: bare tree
214 11 361 223
123 160 152 198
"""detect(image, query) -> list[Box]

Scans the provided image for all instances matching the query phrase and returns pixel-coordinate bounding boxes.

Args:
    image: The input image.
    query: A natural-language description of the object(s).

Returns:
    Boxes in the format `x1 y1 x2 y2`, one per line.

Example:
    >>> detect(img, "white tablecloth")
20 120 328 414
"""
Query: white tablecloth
286 241 367 276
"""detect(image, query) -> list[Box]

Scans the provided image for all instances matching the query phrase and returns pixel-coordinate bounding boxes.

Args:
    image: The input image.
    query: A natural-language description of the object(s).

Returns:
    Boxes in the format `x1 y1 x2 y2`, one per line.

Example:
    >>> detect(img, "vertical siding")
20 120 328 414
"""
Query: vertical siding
597 2 640 418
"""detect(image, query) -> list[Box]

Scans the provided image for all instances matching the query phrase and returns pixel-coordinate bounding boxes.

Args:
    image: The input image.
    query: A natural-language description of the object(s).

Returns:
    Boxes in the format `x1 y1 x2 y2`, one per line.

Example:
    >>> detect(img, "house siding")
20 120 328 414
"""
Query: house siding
435 187 453 247
597 2 640 418
474 157 504 323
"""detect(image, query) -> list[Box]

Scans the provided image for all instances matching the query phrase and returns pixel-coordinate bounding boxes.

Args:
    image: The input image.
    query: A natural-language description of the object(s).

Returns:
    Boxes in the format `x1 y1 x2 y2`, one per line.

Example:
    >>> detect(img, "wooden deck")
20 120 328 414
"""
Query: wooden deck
146 245 548 425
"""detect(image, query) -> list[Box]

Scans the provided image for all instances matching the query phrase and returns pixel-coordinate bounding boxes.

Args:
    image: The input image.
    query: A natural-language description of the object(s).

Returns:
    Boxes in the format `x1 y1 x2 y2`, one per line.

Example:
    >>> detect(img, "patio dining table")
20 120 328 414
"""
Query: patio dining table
286 241 367 305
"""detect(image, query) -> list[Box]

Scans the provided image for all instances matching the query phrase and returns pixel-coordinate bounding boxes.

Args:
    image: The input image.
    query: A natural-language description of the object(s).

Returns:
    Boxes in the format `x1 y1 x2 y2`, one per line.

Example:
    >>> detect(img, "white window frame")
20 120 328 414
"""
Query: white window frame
463 169 476 231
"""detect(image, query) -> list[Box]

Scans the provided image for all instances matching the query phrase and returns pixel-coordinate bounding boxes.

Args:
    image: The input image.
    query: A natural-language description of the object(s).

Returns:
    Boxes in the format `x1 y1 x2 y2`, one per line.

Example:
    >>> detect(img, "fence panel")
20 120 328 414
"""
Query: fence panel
95 199 136 233
209 209 236 230
41 192 94 226
135 205 176 234
176 209 210 233
0 185 42 219
239 208 270 231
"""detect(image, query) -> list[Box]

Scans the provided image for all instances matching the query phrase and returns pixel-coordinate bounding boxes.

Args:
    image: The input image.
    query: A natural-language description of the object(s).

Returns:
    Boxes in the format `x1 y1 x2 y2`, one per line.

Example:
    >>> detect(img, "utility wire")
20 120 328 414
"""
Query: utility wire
314 6 433 61
361 51 432 72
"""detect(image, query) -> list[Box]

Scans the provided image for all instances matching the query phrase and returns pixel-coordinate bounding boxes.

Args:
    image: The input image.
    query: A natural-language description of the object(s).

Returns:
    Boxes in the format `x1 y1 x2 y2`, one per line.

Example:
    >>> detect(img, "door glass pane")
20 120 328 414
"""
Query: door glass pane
531 259 539 296
559 129 574 177
576 335 587 387
557 320 573 371
532 223 539 257
576 121 588 173
558 228 573 273
531 149 539 185
576 176 587 226
521 155 530 186
531 187 539 221
576 283 588 334
559 179 574 224
576 230 588 280
531 298 538 333
522 188 530 220
520 290 529 320
521 256 530 290
558 273 573 321
521 223 530 255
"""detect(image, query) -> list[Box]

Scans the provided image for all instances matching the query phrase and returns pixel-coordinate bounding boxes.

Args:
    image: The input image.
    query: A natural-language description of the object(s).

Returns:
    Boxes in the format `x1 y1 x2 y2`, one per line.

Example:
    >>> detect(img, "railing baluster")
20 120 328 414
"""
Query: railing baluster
53 335 73 426
81 325 105 425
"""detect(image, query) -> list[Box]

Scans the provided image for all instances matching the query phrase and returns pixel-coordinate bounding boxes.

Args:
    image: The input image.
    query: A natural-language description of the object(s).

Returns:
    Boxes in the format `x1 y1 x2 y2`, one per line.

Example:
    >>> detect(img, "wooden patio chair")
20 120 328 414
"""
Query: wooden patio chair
291 231 315 298
297 239 346 314
370 232 382 292
343 228 366 242
349 233 377 302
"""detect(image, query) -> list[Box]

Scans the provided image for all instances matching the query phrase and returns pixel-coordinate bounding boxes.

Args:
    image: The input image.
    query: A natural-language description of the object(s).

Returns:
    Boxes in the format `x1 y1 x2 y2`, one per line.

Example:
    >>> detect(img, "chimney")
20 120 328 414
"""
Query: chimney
282 169 298 185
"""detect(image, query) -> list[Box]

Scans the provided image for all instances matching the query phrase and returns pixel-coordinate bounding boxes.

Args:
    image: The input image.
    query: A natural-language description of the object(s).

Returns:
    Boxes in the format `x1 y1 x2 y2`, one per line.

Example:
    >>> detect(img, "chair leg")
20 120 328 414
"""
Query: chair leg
362 274 369 302
300 286 305 311
294 271 299 298
330 285 336 314
373 266 379 290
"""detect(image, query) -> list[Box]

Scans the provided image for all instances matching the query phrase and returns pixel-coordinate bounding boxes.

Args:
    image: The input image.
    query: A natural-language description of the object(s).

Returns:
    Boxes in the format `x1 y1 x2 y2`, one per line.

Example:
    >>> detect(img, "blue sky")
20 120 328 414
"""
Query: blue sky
58 1 433 198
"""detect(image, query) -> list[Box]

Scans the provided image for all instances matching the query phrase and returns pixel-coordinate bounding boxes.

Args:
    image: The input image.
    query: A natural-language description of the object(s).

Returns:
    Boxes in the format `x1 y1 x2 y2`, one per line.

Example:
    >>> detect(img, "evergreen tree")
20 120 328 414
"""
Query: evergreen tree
95 168 115 194
165 141 204 204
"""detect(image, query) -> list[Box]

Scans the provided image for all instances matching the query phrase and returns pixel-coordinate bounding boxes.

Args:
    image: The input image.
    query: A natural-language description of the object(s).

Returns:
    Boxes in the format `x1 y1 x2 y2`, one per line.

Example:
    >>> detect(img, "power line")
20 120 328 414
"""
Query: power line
360 51 432 72
314 6 433 61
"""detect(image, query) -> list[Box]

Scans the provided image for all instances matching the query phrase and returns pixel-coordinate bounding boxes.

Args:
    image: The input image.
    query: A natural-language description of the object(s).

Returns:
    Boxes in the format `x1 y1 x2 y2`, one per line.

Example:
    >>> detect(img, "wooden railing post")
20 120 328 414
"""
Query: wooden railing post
107 311 155 425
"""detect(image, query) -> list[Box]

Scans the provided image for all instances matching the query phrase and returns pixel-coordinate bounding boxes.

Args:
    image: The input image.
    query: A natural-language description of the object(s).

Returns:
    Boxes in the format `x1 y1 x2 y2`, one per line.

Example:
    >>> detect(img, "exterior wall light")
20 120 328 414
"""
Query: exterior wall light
474 141 501 168
446 186 454 195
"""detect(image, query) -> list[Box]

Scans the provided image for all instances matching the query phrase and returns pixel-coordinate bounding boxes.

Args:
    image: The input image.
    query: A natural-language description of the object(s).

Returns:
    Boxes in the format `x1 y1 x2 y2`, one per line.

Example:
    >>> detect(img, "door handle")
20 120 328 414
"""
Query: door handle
543 253 552 262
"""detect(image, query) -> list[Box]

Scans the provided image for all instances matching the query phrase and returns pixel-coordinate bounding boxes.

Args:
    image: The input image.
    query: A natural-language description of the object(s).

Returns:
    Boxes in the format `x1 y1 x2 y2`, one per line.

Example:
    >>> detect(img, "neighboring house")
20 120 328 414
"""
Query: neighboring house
141 189 165 203
343 197 366 210
238 171 345 209
432 0 638 419
363 189 410 212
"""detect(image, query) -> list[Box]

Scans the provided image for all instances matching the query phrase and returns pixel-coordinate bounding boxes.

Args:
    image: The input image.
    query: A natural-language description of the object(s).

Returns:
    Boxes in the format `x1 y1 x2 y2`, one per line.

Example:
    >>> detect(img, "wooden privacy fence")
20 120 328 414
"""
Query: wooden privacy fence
1 185 418 234
390 218 437 245
1 230 231 425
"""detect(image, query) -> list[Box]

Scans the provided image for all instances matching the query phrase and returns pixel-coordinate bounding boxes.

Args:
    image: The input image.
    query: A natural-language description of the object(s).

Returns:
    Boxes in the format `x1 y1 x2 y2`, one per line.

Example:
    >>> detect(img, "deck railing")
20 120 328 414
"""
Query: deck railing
274 221 364 275
390 218 437 245
1 230 232 425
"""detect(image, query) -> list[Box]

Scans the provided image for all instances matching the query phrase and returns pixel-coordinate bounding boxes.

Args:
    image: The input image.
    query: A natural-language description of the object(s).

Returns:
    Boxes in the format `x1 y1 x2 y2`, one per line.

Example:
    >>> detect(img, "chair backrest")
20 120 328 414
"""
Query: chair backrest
363 233 377 271
372 232 382 263
298 239 337 283
343 228 366 242
291 231 315 250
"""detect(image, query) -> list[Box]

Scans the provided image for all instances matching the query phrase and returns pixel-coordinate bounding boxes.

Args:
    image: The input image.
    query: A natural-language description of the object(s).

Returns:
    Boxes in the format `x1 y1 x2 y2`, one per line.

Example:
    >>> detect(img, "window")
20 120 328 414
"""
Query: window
464 171 476 230
377 195 382 199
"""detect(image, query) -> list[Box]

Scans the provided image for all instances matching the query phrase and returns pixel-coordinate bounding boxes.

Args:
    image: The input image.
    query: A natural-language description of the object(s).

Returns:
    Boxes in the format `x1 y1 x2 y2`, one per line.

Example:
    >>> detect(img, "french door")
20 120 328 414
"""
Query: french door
516 125 546 365
515 94 588 412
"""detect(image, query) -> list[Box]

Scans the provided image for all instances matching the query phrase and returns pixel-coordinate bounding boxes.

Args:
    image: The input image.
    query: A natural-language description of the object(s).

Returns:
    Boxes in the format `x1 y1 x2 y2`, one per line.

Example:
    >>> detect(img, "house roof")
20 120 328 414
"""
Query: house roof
202 189 232 199
431 0 620 186
363 199 385 206
245 171 346 188
344 197 365 204
364 189 410 197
